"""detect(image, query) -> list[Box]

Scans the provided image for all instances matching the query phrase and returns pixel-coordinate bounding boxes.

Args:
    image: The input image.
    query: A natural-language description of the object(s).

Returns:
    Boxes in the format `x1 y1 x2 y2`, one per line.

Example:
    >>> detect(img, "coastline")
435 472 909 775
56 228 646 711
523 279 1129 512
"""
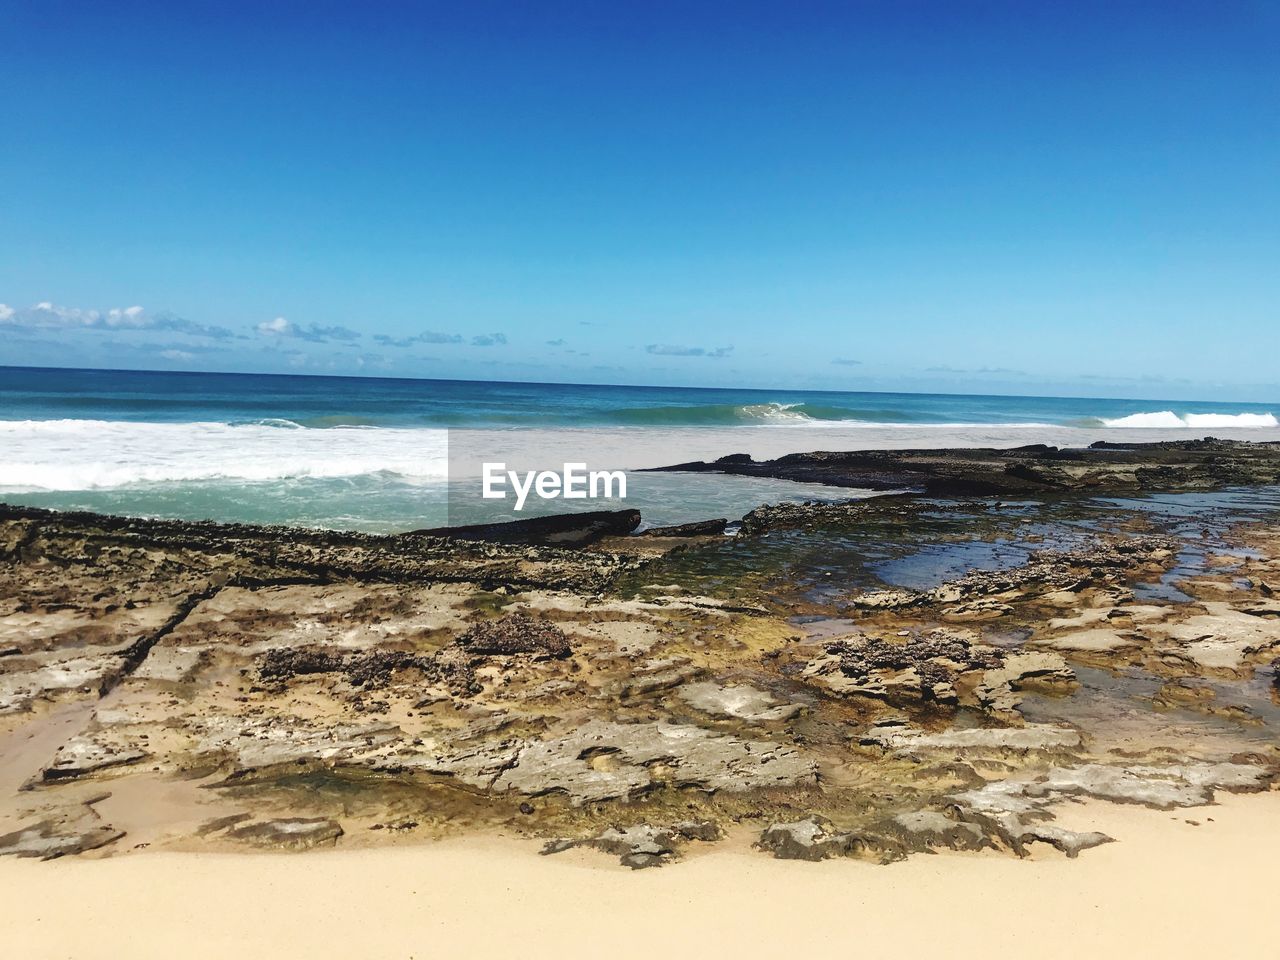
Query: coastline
2 789 1276 959
4 366 1280 533
2 439 1279 960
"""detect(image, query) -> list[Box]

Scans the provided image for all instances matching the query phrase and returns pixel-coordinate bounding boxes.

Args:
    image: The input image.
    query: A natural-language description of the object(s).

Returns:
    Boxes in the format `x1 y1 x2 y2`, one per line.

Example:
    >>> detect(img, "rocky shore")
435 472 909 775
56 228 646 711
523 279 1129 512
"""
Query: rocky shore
2 439 1279 868
653 437 1280 496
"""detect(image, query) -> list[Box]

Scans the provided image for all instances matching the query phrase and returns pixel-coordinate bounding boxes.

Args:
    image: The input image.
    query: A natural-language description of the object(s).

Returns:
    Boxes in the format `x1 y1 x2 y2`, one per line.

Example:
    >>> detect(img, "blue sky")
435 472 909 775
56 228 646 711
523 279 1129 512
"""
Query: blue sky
1 1 1277 400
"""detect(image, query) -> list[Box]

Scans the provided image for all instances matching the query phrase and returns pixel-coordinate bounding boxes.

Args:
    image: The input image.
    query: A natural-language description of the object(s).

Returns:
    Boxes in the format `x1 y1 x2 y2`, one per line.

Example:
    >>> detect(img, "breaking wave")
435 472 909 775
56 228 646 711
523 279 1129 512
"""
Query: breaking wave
604 401 887 425
1101 411 1279 429
3 405 1279 495
0 419 449 491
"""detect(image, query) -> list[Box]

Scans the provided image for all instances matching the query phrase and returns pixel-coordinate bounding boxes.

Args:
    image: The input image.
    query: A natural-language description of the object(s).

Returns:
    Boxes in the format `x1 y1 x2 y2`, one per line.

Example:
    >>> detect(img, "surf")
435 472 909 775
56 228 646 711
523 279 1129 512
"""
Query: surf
0 419 449 491
1101 411 1278 429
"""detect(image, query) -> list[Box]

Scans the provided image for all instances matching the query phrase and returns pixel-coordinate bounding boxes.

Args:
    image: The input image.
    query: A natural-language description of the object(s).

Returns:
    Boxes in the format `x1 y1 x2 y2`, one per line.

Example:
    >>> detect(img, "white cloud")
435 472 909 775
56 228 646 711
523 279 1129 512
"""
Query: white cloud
645 343 733 358
256 316 361 343
102 305 148 327
373 330 466 347
1 301 236 339
257 316 294 336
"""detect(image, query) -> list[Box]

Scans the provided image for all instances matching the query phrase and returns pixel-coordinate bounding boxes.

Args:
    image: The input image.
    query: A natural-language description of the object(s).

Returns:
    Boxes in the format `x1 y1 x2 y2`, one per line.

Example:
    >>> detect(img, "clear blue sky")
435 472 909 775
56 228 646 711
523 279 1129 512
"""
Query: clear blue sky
1 1 1277 400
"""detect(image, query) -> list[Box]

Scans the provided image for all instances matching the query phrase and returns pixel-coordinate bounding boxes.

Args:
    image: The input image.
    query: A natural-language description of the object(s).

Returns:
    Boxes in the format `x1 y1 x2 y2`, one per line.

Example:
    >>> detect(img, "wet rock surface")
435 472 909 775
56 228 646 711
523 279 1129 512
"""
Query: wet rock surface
226 817 345 850
657 439 1280 499
639 519 729 538
414 508 642 548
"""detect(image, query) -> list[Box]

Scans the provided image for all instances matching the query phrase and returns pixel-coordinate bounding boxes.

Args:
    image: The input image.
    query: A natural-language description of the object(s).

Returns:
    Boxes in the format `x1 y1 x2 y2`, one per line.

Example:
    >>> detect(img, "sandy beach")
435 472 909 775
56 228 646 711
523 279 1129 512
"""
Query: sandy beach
2 789 1275 959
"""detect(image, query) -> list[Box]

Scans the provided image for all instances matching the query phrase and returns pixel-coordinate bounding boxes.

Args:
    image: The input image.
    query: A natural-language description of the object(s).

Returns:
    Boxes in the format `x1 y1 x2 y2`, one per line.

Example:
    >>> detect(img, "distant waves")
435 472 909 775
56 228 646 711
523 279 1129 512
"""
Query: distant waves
1099 411 1279 429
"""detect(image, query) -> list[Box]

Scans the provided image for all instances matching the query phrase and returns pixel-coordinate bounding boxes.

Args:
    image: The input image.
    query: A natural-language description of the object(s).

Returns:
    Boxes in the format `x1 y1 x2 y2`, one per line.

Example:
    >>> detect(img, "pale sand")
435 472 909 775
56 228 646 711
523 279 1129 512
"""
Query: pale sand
3 791 1274 960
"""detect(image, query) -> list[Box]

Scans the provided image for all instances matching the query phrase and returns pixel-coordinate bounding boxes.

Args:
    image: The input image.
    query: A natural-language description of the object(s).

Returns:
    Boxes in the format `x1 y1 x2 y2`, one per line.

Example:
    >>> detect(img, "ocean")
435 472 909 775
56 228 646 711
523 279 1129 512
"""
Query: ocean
2 366 1278 532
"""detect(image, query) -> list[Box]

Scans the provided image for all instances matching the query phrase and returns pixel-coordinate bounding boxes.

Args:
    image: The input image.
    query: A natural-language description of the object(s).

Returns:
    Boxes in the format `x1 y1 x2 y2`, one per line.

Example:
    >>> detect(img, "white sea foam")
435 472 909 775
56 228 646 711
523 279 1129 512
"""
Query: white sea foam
0 419 449 491
1183 412 1279 428
732 402 1062 429
1102 411 1278 429
5 415 1280 495
739 402 814 423
779 420 1063 430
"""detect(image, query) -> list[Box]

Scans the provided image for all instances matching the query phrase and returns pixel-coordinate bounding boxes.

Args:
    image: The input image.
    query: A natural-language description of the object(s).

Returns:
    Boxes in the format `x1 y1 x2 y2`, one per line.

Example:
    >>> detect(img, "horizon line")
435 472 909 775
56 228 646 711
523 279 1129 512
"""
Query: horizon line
1 363 1276 411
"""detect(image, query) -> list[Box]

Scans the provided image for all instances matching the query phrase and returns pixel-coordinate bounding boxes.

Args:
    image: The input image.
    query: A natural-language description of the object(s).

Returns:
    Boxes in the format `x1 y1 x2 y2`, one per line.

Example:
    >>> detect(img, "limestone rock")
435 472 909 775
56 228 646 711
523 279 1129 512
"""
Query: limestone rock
618 659 703 698
864 721 1082 754
228 817 344 850
1148 603 1280 671
0 654 128 715
884 811 987 851
975 651 1076 713
1022 824 1113 858
490 720 816 804
42 733 147 782
541 820 722 869
677 681 802 722
194 716 402 773
131 645 206 683
1046 604 1172 631
852 589 925 610
757 816 856 861
0 819 125 860
957 761 1269 815
394 719 815 805
1033 628 1140 654
802 632 1002 706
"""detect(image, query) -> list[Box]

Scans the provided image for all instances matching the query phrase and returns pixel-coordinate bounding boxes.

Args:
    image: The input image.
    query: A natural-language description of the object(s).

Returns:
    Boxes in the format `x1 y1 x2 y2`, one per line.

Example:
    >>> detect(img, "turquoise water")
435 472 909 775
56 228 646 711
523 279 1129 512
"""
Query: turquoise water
1 366 1277 532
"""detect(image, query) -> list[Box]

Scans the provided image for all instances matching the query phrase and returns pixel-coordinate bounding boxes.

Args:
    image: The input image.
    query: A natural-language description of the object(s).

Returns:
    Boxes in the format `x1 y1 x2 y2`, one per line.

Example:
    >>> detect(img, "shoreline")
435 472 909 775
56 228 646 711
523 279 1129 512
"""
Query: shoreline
2 789 1276 959
7 431 1280 535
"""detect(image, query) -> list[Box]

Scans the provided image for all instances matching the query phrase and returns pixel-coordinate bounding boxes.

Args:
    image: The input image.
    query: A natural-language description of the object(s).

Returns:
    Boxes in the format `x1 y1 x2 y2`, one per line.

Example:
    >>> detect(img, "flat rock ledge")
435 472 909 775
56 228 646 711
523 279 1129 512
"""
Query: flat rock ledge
758 761 1269 863
225 817 345 851
0 799 124 860
386 719 818 805
542 820 722 869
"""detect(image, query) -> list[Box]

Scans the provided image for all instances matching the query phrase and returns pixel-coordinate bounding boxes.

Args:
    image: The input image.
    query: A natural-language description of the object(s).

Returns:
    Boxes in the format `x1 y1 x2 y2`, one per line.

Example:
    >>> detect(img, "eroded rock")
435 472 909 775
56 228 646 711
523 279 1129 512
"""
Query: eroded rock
757 816 856 861
457 614 572 658
677 681 802 722
0 819 125 860
542 821 722 869
864 721 1082 754
394 719 817 804
42 732 147 781
228 817 344 850
194 715 402 774
0 654 128 715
